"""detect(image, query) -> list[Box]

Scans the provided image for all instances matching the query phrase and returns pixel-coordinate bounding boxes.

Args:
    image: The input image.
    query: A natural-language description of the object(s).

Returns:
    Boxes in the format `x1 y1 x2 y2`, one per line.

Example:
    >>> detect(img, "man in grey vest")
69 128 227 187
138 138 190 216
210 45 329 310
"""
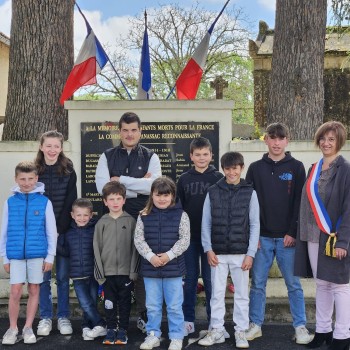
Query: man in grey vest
95 111 162 332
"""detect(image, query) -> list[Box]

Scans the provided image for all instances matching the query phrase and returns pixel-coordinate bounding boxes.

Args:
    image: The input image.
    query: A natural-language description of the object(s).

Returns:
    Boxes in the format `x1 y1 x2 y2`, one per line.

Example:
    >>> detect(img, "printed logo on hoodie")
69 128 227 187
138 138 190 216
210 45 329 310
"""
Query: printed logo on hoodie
279 173 293 181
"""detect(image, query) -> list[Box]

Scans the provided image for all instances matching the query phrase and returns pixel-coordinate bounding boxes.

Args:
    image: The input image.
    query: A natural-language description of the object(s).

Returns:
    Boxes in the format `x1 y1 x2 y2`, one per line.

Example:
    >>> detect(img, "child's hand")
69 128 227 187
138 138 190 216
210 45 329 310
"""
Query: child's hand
143 172 151 178
3 264 10 274
207 250 219 267
43 262 53 272
157 253 170 265
150 255 163 268
241 256 253 271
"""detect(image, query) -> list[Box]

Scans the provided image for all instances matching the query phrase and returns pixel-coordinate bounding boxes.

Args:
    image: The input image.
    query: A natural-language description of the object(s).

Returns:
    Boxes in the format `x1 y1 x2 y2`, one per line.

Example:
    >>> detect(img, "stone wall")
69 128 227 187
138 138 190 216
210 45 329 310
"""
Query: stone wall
250 23 350 131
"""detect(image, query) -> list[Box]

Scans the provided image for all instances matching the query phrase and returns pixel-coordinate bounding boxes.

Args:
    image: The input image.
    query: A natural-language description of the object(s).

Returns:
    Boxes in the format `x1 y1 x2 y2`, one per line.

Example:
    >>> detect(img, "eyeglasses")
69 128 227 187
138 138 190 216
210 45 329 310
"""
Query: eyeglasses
319 136 336 144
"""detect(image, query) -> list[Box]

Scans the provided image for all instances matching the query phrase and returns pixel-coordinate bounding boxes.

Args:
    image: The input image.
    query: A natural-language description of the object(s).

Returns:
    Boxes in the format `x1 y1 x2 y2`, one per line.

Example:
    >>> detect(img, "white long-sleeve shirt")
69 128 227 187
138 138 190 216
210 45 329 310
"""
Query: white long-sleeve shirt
0 183 57 265
95 152 162 197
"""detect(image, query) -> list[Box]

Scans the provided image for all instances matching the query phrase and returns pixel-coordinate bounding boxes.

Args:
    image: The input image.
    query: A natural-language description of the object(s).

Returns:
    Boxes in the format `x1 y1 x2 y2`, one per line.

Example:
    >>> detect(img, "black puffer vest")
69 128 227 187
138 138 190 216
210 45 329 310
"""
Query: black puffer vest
209 178 253 255
39 163 71 221
105 143 153 218
140 202 186 278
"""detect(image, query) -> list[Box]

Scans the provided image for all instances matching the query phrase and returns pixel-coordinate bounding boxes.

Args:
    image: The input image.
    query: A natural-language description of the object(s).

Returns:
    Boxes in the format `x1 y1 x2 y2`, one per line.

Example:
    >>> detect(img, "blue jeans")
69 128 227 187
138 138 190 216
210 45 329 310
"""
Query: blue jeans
73 277 104 329
249 237 306 327
183 242 211 322
39 252 70 319
144 277 184 339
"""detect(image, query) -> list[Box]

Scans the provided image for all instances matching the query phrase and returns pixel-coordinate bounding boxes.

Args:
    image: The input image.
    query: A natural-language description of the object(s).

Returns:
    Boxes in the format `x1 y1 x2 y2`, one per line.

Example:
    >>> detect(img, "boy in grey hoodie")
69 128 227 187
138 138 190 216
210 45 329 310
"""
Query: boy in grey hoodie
92 181 138 345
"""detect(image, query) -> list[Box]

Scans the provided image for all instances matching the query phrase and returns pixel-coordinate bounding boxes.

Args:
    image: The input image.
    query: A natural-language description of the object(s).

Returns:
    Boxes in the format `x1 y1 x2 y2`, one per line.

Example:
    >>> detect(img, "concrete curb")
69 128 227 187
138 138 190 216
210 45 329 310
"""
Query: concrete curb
0 278 316 323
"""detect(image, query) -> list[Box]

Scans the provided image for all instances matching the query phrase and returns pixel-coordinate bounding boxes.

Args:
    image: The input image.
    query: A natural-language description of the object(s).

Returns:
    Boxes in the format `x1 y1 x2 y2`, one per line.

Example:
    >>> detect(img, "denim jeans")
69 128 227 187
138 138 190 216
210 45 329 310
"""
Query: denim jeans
183 242 211 322
73 277 104 329
249 237 306 327
144 277 184 339
39 251 70 319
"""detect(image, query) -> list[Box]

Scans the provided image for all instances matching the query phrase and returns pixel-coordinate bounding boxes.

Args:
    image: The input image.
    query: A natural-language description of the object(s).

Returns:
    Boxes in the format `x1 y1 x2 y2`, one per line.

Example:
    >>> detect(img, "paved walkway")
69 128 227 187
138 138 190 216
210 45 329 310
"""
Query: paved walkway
0 319 319 350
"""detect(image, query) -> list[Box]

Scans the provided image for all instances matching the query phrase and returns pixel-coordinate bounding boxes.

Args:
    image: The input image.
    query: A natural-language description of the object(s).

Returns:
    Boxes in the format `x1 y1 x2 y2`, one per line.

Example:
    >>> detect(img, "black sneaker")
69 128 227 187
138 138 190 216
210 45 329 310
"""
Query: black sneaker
102 329 116 345
115 328 128 345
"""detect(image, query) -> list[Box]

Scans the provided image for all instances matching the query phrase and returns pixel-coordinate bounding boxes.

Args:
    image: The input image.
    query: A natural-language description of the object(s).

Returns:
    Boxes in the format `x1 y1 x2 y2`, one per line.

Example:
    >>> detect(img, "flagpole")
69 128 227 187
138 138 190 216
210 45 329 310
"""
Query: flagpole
144 10 149 100
75 1 133 100
166 0 231 100
166 86 176 100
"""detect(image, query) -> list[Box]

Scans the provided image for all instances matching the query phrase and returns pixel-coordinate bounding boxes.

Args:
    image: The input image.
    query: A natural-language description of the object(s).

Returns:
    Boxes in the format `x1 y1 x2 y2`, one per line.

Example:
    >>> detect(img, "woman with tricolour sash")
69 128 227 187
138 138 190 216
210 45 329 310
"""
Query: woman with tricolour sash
295 121 350 350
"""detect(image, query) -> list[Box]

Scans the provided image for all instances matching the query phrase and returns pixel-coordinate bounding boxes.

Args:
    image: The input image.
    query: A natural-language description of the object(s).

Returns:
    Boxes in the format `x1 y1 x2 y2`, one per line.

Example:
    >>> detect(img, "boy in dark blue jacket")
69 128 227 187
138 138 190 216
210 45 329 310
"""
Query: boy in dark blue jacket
58 198 105 341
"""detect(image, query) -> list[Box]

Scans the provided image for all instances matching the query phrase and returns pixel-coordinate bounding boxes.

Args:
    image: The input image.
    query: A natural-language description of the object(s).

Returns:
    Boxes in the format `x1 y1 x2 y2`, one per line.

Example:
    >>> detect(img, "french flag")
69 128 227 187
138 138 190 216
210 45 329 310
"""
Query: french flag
137 11 152 99
60 8 109 105
176 0 230 100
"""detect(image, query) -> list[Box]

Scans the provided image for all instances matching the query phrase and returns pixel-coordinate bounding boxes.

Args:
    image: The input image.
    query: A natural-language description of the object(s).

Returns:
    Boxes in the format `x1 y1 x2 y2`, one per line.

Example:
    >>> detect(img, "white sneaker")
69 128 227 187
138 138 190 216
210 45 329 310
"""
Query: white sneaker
82 327 93 341
294 326 314 344
2 328 18 345
169 339 183 350
37 319 52 336
58 318 73 335
245 322 262 341
86 325 107 339
140 331 161 349
22 327 36 344
198 329 225 346
183 321 195 336
235 331 249 349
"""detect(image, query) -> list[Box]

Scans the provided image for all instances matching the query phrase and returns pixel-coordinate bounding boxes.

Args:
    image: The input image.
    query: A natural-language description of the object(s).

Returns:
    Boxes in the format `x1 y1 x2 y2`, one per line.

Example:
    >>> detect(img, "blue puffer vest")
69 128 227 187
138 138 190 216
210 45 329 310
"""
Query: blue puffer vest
208 178 253 255
140 202 186 278
6 192 48 259
64 218 97 278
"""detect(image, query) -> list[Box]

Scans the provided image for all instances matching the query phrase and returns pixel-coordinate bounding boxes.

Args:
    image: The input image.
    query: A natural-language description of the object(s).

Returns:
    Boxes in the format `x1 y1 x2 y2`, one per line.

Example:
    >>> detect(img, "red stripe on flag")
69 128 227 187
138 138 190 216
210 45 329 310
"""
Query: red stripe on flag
176 58 203 100
60 57 97 105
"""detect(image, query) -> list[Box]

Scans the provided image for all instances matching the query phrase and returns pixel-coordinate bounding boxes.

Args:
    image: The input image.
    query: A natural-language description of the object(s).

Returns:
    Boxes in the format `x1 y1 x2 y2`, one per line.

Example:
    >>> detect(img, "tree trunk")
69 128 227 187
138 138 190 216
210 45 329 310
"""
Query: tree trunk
2 0 74 140
267 0 327 140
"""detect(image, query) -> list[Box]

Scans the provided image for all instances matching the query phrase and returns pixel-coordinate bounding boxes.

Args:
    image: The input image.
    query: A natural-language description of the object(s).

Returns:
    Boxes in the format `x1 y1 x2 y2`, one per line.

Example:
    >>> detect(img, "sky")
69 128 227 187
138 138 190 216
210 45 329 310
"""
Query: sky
0 0 276 52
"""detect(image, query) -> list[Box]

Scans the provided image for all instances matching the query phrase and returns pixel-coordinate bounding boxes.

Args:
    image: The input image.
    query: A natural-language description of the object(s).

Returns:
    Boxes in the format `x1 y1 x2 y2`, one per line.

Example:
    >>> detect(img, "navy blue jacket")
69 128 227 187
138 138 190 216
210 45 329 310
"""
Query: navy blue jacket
58 218 97 279
140 202 186 278
39 163 77 235
208 178 253 254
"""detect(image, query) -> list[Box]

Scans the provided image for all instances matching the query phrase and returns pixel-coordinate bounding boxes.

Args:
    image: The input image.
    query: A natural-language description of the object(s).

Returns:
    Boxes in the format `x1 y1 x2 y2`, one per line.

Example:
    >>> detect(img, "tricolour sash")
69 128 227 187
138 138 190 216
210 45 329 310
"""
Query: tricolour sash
306 159 340 258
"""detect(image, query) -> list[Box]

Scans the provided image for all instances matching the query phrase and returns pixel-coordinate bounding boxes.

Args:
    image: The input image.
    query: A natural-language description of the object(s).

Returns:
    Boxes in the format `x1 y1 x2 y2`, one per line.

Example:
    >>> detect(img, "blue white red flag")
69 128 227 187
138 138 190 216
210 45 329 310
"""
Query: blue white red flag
137 11 152 99
60 8 109 105
175 0 230 100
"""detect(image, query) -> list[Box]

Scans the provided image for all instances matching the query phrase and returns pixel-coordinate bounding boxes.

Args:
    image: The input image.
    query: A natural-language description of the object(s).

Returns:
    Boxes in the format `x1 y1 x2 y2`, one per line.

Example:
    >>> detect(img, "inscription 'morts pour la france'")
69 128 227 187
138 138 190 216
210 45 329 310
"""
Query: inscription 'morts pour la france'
81 121 219 217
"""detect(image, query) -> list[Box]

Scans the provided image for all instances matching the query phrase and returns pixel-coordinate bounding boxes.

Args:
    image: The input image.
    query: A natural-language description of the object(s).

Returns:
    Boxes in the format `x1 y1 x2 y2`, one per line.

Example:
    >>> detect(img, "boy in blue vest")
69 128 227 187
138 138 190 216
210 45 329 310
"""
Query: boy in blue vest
177 137 223 336
199 152 260 349
57 198 106 341
0 161 57 345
